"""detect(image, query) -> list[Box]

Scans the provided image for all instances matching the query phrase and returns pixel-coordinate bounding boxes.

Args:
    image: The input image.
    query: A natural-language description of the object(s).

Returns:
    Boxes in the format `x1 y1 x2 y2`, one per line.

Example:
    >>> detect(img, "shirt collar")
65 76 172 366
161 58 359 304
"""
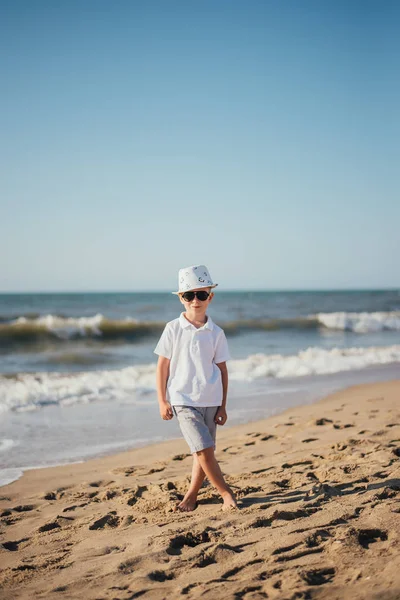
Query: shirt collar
179 313 214 331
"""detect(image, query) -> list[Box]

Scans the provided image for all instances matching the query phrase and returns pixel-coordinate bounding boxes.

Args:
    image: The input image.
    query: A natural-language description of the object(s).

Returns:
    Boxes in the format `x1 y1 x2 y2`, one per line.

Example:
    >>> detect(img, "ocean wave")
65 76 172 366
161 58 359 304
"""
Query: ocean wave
229 344 400 381
1 344 399 414
0 314 165 347
1 311 399 349
0 364 157 414
316 311 400 332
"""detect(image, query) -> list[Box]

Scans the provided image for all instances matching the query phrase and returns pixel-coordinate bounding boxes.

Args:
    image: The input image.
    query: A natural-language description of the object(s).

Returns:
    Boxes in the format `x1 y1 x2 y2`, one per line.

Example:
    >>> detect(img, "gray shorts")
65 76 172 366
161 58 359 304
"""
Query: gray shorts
173 406 219 453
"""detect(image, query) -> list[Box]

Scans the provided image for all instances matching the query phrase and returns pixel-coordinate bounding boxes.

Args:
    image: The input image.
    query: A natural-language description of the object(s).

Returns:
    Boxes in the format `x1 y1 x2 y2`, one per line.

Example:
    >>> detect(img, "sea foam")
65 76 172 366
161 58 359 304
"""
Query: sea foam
1 344 399 414
316 311 400 332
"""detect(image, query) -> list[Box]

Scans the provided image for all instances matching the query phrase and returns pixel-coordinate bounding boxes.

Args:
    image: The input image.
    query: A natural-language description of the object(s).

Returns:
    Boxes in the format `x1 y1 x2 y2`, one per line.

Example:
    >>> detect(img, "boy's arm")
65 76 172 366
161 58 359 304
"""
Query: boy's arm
156 356 173 420
215 361 228 425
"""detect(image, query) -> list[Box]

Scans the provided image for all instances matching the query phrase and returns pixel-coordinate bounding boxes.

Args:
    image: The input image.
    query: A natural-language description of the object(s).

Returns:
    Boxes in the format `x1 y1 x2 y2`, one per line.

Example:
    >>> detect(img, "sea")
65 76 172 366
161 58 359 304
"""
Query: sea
1 290 399 486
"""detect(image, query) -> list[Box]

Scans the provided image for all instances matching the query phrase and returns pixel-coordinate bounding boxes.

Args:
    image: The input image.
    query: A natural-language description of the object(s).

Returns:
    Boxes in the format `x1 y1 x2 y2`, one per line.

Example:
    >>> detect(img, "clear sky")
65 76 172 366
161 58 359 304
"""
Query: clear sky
1 0 399 292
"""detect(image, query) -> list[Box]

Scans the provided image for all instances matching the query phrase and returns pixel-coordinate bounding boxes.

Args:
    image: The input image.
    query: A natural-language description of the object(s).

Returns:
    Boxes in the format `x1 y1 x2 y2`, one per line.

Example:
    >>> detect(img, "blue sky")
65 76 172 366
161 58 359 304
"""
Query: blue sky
1 0 399 292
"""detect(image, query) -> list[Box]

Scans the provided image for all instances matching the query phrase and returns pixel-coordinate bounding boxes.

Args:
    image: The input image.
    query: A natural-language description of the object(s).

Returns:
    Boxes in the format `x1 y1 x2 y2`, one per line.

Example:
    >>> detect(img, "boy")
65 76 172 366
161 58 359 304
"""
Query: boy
154 265 237 512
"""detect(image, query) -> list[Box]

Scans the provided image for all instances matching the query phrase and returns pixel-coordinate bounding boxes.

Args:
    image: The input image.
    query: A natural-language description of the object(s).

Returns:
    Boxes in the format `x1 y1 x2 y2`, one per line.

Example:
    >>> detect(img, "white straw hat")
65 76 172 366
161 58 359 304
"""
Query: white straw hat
172 265 218 295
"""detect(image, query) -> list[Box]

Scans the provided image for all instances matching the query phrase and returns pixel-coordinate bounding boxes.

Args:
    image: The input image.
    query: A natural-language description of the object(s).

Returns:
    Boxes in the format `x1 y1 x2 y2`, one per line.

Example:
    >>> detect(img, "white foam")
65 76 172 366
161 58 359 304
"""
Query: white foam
0 461 84 488
229 345 400 381
0 439 16 452
0 468 23 487
1 345 399 414
11 313 106 338
0 364 157 413
316 311 400 332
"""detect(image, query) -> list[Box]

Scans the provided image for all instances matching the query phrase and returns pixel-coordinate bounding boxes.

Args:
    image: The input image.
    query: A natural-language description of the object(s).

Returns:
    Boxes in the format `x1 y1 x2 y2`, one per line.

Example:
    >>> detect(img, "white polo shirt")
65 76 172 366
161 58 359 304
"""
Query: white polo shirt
154 313 231 407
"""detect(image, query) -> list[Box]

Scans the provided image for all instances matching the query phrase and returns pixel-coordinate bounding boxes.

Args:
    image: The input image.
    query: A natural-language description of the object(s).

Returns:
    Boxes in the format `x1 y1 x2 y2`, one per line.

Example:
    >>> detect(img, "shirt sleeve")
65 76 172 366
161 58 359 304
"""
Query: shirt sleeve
154 324 173 359
214 330 231 363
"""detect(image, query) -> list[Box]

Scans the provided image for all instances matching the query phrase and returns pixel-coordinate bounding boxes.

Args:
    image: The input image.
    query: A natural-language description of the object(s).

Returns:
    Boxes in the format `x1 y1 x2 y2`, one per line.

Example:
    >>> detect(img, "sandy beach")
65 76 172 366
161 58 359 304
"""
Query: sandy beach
1 379 400 600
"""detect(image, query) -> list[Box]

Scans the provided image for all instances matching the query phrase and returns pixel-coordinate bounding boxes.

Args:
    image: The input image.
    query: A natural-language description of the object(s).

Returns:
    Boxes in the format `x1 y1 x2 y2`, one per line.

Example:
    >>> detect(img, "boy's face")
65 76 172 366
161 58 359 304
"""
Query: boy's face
179 287 213 312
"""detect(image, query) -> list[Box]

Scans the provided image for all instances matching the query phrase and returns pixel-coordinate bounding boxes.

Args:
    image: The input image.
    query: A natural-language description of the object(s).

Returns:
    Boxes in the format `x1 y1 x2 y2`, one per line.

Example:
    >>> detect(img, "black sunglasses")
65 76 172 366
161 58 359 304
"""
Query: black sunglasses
181 290 210 302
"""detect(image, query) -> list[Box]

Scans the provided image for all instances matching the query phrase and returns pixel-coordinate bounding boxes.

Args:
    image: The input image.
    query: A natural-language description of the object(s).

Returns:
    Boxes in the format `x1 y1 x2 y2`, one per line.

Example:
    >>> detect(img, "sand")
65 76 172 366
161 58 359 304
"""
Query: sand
1 379 400 600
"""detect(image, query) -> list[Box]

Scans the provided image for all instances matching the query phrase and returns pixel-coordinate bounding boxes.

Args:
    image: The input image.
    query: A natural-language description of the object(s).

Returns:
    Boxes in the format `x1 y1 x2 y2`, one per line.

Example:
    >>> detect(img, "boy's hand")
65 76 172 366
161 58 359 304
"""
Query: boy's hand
159 401 173 420
215 407 227 426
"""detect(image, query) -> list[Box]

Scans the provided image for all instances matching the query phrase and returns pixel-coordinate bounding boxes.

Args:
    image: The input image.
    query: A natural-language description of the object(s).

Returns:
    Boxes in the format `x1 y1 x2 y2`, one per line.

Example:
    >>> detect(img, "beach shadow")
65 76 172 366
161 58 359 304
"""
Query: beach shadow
239 477 400 508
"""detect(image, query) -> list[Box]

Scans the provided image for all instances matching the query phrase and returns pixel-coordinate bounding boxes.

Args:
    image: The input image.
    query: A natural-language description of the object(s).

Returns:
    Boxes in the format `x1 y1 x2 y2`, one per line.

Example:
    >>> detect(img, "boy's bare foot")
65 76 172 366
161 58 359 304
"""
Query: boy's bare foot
177 494 198 512
221 491 238 511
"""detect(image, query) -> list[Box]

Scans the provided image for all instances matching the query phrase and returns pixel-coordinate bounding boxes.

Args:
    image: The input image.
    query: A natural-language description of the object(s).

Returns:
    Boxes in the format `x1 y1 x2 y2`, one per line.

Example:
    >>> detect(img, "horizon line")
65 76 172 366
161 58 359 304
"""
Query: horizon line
0 287 398 295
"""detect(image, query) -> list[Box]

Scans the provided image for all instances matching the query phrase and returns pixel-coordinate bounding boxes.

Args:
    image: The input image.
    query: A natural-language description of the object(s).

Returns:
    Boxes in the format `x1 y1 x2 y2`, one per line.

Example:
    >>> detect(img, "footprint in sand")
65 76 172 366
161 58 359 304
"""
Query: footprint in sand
172 453 191 461
372 470 389 479
2 538 30 551
125 485 148 506
244 432 275 442
112 463 167 476
372 487 398 502
250 508 312 531
37 521 61 533
117 558 136 574
315 418 333 426
42 486 71 501
301 566 335 585
281 460 313 469
148 569 175 581
11 564 37 572
272 478 290 488
62 502 88 512
12 504 36 512
341 464 359 474
112 466 136 476
88 480 114 488
251 467 273 475
166 528 213 555
89 511 121 530
98 489 120 501
90 545 127 558
272 529 332 564
221 558 263 579
146 465 166 474
351 527 388 549
307 483 343 501
222 446 240 454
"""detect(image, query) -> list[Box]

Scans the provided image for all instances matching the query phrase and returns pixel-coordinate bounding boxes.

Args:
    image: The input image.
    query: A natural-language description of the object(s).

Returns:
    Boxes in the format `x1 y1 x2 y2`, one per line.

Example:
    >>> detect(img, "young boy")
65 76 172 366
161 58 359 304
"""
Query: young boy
154 265 237 512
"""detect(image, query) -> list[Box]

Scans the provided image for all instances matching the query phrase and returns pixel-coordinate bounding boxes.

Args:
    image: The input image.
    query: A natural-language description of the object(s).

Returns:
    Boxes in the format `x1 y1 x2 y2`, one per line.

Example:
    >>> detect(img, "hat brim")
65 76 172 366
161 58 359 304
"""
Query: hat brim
172 283 218 295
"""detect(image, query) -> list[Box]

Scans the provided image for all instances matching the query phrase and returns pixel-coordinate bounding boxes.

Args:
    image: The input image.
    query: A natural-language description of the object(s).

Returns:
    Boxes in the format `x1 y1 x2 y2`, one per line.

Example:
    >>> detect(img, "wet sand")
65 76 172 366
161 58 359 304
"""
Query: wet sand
1 380 400 599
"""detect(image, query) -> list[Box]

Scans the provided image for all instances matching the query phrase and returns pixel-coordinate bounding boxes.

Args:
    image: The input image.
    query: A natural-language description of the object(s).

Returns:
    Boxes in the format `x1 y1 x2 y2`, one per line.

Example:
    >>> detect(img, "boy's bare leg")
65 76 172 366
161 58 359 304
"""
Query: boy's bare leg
195 447 237 510
177 454 205 512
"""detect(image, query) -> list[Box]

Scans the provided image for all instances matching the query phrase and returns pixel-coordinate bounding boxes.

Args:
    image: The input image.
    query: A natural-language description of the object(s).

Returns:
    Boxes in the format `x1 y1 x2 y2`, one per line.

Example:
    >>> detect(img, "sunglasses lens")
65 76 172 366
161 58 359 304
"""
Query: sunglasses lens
196 291 209 301
182 292 195 301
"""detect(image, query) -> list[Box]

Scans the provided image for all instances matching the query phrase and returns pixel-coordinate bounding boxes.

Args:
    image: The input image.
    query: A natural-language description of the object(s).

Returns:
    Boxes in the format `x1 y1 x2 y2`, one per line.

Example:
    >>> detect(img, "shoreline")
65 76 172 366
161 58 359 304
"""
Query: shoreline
1 379 400 599
2 362 400 488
